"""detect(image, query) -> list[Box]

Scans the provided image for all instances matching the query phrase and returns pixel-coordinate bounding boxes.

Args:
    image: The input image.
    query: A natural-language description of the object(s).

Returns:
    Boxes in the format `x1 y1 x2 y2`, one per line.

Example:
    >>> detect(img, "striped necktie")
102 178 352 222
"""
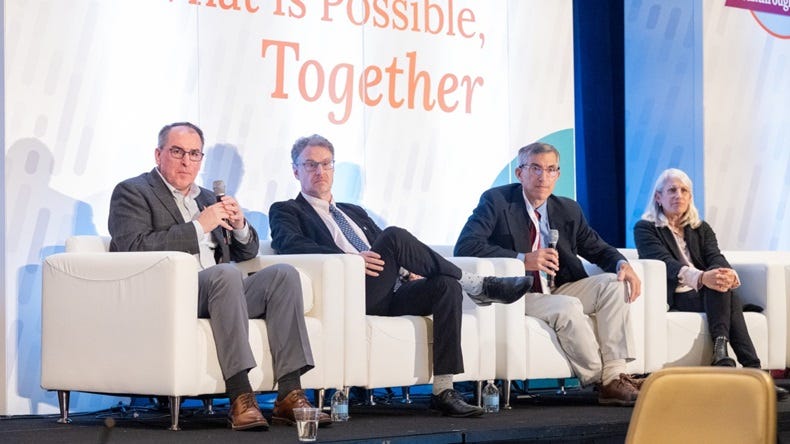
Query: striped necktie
529 210 543 293
329 204 369 252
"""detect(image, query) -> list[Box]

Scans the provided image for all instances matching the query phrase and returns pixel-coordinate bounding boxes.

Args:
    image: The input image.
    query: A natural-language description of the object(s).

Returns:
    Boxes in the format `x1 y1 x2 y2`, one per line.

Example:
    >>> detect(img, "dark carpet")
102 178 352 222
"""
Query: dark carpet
3 383 790 443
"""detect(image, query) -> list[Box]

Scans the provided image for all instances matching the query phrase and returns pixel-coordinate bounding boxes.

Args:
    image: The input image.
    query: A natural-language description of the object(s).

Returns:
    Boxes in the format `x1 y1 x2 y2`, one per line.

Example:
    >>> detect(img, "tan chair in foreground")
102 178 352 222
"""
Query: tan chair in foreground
626 367 776 444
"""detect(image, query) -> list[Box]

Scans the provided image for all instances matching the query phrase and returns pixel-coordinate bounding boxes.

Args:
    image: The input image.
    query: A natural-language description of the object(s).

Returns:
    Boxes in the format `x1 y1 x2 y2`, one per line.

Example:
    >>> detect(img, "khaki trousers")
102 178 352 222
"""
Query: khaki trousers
524 273 634 385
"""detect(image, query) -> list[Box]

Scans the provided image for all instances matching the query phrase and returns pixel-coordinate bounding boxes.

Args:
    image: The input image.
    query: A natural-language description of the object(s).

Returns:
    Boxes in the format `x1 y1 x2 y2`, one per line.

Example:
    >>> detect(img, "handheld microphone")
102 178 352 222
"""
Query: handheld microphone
547 229 559 288
212 180 231 245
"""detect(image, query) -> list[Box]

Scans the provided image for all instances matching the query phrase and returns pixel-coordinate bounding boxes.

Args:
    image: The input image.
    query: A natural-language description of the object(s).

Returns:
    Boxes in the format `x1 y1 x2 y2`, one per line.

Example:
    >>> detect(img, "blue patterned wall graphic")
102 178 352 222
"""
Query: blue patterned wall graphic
624 0 703 247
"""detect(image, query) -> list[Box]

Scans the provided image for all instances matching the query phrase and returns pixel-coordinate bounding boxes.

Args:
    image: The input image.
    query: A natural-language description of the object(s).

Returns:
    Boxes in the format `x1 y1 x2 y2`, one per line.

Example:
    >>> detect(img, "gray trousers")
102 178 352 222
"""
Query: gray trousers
525 273 634 386
197 263 314 382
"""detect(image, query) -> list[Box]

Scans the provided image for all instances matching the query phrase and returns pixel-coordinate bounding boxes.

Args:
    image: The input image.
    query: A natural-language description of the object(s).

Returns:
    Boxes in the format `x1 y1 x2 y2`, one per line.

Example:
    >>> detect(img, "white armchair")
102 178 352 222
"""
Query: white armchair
721 251 790 370
351 257 496 398
41 236 345 430
661 262 785 369
488 253 663 407
623 248 787 370
262 242 497 401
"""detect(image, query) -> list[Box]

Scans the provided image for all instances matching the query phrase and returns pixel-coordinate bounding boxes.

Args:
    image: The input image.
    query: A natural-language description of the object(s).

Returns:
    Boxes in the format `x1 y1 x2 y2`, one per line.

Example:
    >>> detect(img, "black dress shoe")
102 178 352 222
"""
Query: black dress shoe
468 276 533 306
776 385 789 402
429 389 484 417
711 336 736 367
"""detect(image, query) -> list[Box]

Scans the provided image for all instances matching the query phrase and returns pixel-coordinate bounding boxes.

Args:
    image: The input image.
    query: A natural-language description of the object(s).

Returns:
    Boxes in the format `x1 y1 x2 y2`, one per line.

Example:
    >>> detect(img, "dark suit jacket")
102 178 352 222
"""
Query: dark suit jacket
454 183 625 288
633 218 731 305
269 194 382 254
108 168 259 263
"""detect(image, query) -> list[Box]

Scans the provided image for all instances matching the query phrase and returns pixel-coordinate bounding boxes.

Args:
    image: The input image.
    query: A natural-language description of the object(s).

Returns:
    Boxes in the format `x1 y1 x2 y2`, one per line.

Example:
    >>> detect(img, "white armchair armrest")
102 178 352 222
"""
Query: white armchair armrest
42 251 203 396
730 262 787 369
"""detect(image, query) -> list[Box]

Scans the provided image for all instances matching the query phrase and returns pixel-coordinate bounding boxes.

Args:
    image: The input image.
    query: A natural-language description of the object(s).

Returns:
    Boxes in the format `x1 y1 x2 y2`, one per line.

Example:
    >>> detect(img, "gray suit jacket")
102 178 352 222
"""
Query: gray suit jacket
108 168 259 263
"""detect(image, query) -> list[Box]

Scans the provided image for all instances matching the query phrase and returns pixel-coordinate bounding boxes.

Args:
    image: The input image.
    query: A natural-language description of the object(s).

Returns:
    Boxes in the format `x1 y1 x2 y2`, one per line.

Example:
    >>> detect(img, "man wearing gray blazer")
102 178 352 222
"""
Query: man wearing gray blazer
108 122 328 430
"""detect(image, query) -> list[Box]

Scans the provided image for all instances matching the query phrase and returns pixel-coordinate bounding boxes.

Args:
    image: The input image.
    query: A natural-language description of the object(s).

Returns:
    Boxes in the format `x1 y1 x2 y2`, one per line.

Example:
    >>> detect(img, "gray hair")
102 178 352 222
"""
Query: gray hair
157 122 204 148
517 142 560 165
641 168 702 228
291 134 334 164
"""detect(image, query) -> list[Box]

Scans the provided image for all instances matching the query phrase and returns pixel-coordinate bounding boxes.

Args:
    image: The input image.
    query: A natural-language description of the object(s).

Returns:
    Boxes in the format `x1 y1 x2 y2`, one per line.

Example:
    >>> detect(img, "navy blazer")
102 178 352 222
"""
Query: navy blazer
269 194 383 254
633 218 731 305
454 183 625 288
108 168 259 264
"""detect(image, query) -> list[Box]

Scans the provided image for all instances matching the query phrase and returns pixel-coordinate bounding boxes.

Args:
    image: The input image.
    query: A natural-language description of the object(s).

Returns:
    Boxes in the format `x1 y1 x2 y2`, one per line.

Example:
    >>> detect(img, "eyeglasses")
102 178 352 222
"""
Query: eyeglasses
163 146 204 162
295 160 335 172
519 163 560 178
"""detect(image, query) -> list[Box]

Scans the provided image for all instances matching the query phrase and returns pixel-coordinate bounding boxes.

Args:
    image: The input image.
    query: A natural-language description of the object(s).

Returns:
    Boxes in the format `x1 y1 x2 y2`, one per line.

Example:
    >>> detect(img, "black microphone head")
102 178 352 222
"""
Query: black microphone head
212 180 226 196
550 229 559 245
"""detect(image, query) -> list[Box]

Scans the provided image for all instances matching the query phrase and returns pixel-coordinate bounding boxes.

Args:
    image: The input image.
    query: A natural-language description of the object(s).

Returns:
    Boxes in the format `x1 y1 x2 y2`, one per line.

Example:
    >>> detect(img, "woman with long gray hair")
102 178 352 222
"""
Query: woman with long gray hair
633 168 787 400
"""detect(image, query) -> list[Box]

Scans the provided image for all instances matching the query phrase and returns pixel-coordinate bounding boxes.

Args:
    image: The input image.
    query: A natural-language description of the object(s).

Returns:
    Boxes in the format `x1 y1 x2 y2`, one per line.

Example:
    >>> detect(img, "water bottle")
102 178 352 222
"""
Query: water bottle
331 389 349 422
482 380 500 413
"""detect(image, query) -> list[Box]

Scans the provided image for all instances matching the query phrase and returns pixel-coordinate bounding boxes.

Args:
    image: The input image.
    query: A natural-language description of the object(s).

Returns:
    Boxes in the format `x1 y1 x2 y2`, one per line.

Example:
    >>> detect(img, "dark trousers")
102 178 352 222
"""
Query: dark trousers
365 226 465 375
672 288 760 367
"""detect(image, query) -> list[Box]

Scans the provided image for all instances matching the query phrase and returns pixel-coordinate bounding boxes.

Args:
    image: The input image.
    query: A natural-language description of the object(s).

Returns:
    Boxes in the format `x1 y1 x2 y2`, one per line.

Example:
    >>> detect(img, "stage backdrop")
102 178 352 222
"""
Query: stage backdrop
701 2 790 250
625 0 789 250
1 1 575 415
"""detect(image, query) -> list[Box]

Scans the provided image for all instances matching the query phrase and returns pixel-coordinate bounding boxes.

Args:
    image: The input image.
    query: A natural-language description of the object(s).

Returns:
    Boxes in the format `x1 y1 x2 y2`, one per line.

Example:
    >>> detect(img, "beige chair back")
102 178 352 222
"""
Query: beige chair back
626 366 776 444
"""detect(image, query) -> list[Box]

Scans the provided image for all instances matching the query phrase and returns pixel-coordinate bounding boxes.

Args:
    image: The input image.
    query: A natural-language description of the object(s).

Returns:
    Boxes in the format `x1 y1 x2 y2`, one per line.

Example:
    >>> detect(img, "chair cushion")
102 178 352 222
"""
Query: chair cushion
665 312 768 367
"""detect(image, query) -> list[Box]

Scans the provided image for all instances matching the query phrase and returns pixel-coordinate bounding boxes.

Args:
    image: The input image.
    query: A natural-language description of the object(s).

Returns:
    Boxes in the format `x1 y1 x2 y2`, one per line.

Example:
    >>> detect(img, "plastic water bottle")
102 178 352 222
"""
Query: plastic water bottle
331 389 349 422
482 380 500 413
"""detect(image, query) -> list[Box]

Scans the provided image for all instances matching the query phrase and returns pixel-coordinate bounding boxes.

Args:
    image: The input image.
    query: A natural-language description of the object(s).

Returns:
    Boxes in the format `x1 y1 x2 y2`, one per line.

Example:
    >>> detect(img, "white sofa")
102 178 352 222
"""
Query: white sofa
41 236 345 430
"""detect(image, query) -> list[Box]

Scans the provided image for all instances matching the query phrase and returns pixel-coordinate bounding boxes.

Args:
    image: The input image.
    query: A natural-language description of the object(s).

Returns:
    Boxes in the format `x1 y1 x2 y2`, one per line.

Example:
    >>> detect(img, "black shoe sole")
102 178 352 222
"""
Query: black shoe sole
711 358 737 367
432 408 485 418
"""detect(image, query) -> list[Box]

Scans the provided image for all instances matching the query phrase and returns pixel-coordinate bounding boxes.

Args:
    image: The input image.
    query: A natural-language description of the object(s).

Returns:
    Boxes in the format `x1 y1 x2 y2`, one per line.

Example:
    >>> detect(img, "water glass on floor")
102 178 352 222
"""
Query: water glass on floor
293 407 320 442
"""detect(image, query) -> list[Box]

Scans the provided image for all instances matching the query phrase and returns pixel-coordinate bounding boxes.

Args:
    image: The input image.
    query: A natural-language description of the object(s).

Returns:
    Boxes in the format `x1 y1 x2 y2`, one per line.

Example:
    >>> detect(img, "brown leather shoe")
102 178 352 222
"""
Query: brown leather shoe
272 389 332 427
598 374 639 406
228 392 269 431
622 373 648 390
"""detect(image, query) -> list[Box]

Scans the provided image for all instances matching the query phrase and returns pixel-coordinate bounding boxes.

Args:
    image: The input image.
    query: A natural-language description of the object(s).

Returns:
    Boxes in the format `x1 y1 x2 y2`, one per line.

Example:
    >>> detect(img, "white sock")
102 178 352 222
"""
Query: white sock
602 359 627 385
457 271 483 296
432 374 454 395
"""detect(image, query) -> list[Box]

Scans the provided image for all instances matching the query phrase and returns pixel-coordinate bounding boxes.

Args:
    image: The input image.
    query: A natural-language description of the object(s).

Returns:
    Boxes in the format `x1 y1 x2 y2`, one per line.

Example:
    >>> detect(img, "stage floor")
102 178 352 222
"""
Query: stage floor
3 383 790 443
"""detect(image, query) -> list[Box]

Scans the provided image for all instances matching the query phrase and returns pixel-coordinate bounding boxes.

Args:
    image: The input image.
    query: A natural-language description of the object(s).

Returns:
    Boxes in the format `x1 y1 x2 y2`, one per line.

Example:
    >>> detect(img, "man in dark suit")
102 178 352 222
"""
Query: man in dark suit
108 122 328 430
269 134 532 418
454 142 643 406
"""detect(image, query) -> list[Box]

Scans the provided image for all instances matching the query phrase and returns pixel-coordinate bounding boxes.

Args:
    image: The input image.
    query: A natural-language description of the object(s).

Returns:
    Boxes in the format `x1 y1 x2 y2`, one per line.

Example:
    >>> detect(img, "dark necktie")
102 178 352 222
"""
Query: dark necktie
529 210 543 293
329 204 369 252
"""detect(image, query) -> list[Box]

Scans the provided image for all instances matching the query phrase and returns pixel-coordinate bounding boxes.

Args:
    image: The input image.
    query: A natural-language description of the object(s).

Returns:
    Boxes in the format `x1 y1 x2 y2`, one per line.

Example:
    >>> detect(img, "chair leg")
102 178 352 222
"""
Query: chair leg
401 386 412 404
56 391 72 424
168 396 181 431
476 380 483 407
367 389 376 406
315 388 326 410
556 378 567 395
503 380 512 410
202 398 214 415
